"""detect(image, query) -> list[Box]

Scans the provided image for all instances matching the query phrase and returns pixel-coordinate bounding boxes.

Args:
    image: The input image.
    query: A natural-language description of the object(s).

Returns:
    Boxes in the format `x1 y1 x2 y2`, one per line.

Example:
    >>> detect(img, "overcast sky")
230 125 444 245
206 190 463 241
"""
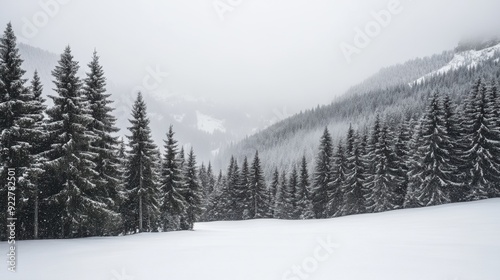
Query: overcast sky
1 0 500 112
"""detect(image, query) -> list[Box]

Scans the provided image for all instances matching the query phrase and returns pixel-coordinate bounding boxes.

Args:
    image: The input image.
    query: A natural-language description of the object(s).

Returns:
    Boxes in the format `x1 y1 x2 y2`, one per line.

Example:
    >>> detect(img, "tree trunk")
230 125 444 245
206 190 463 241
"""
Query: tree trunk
34 185 38 239
139 156 143 232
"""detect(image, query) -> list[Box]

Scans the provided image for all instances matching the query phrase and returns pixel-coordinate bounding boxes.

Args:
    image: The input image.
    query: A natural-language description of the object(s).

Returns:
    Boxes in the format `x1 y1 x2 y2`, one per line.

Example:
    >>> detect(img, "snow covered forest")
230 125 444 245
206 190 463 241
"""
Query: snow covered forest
1 20 500 243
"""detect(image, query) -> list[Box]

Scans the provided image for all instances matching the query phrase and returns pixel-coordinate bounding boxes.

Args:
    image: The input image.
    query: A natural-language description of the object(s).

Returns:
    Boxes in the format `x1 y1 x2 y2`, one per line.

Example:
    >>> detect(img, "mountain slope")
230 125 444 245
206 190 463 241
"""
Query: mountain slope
216 42 500 176
413 42 500 85
2 198 499 280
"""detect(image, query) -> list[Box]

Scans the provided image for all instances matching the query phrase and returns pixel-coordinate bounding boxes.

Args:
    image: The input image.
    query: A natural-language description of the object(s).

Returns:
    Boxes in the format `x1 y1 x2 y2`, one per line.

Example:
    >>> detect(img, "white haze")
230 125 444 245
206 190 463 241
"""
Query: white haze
1 0 500 118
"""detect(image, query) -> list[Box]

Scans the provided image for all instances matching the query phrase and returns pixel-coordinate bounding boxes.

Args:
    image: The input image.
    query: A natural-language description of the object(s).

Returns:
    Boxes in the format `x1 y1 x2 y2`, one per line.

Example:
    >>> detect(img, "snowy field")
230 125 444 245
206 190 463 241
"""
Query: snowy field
2 199 500 280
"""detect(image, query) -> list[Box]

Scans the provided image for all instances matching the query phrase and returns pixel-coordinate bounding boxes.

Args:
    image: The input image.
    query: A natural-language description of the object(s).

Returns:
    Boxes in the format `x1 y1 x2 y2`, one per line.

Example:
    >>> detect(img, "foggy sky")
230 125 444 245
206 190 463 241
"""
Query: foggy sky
1 0 500 114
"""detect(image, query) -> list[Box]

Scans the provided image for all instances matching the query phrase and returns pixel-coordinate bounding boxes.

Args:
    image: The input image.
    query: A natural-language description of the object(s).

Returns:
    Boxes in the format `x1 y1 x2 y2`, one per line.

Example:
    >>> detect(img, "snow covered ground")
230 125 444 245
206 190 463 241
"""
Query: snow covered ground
2 199 500 280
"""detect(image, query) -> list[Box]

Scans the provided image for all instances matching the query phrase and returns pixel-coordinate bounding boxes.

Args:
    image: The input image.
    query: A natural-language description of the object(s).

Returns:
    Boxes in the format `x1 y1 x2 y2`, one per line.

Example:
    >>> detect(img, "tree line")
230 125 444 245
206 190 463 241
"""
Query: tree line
307 79 500 219
197 78 500 222
0 23 206 240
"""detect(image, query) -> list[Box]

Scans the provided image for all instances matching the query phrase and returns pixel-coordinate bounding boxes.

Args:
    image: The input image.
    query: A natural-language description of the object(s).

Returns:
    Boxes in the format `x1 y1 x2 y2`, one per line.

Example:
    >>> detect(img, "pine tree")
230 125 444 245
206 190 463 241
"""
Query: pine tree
181 148 203 230
42 46 106 238
340 125 366 216
311 127 333 218
83 50 121 235
160 125 187 231
297 155 314 219
123 92 159 233
249 151 269 218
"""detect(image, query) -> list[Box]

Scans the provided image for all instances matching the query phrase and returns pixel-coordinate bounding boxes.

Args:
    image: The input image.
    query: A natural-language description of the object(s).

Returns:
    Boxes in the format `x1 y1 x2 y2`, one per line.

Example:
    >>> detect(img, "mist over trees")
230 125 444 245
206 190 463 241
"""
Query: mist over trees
217 47 500 180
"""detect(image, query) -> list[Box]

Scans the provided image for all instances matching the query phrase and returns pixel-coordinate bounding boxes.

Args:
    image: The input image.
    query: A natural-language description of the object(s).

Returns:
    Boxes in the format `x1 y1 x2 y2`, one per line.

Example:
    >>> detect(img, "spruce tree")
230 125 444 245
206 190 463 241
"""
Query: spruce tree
226 156 240 220
160 125 187 231
365 122 400 212
441 93 467 202
462 80 500 199
181 148 203 230
237 156 251 219
83 50 121 235
404 117 425 208
116 137 127 186
393 119 411 207
340 126 366 216
327 140 347 217
123 92 159 233
25 70 48 239
274 170 288 219
250 151 269 218
0 22 32 172
409 92 452 206
287 166 299 219
206 162 216 195
206 170 224 221
43 46 105 238
297 155 314 219
366 114 382 176
199 163 208 202
211 157 238 221
0 23 43 239
487 81 500 196
179 146 185 170
269 167 280 217
311 127 333 218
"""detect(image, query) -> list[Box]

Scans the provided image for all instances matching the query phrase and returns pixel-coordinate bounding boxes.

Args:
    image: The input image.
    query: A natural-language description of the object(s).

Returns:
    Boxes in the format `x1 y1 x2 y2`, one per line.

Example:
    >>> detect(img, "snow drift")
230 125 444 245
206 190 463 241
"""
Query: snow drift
1 199 499 280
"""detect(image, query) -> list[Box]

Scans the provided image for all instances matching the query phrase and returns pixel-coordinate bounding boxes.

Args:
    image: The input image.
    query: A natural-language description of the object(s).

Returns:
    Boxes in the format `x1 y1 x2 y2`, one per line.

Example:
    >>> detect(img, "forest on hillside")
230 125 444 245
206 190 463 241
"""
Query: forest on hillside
218 42 500 180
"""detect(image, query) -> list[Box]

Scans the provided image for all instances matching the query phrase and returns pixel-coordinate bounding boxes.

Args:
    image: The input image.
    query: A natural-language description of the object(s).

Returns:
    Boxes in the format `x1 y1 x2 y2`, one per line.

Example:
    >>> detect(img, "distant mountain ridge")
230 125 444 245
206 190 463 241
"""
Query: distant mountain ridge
216 41 500 177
